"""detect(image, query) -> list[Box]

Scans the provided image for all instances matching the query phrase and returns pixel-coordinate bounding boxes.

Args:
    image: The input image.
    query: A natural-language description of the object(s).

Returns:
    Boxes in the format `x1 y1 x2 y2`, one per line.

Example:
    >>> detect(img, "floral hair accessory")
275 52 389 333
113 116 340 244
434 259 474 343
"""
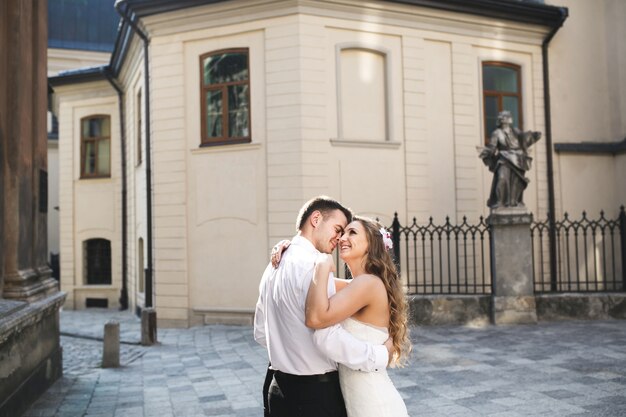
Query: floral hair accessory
379 227 393 250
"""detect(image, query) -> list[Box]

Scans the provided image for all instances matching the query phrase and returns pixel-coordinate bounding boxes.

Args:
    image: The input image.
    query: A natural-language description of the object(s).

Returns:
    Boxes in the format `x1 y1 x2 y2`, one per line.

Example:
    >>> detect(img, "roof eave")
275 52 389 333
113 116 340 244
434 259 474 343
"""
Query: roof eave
59 0 569 86
48 66 109 88
114 0 230 18
387 0 568 28
109 19 133 77
119 0 568 27
555 138 626 156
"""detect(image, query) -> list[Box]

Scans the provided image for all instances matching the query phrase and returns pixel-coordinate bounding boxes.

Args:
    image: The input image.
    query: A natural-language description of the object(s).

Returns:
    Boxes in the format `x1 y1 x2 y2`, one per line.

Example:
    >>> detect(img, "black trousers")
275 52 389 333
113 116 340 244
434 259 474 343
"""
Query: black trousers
263 365 274 417
267 370 347 417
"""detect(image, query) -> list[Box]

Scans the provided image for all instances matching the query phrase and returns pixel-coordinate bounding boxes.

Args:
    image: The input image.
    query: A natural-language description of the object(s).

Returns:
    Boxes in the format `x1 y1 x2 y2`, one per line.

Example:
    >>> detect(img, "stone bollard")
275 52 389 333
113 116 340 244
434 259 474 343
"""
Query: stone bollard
102 321 120 368
141 308 157 346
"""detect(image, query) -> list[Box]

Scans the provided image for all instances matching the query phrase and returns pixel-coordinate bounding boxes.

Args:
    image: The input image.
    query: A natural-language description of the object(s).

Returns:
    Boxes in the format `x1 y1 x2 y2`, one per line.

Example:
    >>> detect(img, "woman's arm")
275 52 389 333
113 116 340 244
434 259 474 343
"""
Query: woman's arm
305 255 376 329
333 278 351 291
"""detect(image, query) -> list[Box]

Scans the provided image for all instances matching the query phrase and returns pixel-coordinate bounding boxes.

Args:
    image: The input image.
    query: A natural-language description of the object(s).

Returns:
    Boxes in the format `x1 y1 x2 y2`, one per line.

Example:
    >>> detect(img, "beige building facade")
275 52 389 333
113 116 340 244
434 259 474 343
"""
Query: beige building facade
49 0 625 327
47 48 111 261
46 0 119 278
550 0 626 215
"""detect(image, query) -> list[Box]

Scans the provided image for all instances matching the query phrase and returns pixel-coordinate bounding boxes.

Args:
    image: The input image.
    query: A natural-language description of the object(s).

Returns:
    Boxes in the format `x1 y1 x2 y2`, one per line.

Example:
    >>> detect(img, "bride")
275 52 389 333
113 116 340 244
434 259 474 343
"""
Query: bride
274 216 411 416
307 216 410 417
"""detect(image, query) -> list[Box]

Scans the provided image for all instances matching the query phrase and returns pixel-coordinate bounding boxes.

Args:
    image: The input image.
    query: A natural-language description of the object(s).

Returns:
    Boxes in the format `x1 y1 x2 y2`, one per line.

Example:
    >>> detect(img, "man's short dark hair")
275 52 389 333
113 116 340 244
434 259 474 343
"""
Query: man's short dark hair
296 196 353 231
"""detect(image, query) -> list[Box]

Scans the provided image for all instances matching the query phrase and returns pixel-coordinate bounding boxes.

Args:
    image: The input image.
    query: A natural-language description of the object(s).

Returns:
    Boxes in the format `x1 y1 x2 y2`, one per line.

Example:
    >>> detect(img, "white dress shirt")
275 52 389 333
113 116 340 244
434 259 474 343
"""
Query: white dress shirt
254 235 388 375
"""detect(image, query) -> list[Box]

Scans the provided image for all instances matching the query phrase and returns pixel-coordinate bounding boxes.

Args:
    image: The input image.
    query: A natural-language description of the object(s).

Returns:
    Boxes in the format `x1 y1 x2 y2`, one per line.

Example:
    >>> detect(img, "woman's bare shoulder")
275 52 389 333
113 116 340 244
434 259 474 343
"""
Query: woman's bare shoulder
351 274 386 290
352 273 383 280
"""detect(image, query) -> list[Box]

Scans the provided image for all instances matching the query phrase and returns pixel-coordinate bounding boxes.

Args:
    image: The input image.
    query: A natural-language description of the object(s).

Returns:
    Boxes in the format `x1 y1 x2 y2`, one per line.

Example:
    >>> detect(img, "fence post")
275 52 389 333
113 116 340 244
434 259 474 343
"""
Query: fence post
391 212 401 273
548 211 557 292
619 206 626 291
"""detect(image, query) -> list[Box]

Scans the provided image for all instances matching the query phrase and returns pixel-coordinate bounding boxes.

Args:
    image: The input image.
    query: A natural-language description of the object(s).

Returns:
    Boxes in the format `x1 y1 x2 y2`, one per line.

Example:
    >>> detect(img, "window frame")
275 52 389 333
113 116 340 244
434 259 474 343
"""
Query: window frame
80 114 111 179
199 47 251 147
482 61 523 143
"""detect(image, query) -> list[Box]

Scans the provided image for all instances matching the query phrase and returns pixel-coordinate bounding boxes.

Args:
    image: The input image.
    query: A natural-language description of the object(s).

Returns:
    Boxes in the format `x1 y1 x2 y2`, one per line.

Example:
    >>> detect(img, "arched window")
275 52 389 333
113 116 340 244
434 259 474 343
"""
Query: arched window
482 62 522 142
84 238 111 285
200 48 250 146
337 47 388 142
81 115 111 178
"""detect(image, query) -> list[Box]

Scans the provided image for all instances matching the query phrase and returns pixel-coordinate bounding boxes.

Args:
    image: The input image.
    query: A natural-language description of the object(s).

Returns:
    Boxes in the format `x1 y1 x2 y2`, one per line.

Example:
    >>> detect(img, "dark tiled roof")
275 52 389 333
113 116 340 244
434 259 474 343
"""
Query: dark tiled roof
48 0 120 52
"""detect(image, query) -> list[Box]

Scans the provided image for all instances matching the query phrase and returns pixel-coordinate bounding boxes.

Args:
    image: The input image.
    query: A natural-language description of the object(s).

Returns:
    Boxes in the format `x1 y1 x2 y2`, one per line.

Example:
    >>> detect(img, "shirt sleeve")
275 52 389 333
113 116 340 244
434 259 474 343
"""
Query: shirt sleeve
312 325 388 372
311 271 388 371
253 264 271 348
253 299 266 348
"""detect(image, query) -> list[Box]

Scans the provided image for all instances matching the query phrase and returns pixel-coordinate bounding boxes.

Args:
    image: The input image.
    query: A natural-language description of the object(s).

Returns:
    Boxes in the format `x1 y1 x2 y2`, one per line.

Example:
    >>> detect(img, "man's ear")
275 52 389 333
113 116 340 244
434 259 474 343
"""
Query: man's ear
309 210 322 228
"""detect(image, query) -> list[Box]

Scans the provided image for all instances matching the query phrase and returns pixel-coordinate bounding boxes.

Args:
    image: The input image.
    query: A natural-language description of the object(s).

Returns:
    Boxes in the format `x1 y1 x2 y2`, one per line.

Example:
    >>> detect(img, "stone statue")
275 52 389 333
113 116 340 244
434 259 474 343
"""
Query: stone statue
479 111 541 209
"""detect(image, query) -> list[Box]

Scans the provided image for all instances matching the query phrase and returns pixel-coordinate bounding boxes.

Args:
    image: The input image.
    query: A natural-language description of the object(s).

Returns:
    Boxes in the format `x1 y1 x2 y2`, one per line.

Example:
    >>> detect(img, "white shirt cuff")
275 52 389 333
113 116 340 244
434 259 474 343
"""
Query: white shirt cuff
372 344 389 370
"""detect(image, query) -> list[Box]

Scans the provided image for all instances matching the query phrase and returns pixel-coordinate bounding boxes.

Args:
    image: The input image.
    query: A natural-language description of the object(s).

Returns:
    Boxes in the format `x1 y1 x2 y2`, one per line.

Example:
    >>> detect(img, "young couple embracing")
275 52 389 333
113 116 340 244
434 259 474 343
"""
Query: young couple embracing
254 196 411 417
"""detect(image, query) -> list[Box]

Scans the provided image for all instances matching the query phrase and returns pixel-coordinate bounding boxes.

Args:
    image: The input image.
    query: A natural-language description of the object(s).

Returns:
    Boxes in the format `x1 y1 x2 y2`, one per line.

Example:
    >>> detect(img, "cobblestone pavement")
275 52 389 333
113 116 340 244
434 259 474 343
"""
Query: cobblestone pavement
24 309 626 417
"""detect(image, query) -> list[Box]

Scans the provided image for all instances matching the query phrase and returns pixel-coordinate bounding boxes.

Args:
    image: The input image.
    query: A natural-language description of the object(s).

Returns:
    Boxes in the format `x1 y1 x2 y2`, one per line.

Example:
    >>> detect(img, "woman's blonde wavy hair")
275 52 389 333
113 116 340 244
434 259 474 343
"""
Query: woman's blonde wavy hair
354 216 412 366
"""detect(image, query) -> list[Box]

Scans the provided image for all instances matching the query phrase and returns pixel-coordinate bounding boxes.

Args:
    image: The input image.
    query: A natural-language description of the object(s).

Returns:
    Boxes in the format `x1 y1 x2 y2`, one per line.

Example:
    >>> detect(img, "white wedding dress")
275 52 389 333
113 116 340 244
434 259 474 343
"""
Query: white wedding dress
338 317 409 417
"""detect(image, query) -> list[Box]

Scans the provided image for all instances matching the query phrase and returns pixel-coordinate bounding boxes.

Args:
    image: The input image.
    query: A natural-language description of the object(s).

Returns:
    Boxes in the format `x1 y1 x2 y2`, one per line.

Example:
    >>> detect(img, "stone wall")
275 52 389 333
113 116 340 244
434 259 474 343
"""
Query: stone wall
0 293 66 416
536 293 626 321
408 293 626 326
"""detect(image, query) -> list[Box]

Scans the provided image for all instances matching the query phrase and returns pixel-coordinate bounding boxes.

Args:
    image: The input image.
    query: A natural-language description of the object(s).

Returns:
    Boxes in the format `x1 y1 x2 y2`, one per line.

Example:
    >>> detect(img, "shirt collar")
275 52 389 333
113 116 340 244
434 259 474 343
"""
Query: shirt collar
291 235 319 255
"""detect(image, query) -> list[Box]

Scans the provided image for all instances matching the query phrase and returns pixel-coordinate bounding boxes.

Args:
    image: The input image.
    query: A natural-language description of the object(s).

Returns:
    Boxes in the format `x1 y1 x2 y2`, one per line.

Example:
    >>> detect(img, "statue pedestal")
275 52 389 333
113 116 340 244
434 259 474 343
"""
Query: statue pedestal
488 208 537 325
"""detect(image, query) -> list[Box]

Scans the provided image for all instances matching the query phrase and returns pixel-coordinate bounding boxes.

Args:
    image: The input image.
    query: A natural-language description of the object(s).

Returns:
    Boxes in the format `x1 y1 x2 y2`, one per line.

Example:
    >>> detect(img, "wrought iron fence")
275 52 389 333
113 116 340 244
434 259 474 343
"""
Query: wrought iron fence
532 207 626 293
334 214 493 295
332 206 624 296
390 214 492 295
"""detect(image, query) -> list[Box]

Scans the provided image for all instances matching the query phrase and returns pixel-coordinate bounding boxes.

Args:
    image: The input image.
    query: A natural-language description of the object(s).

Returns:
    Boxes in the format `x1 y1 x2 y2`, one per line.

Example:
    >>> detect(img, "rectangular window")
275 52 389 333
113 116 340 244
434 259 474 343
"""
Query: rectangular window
200 48 250 146
482 62 522 142
81 115 111 178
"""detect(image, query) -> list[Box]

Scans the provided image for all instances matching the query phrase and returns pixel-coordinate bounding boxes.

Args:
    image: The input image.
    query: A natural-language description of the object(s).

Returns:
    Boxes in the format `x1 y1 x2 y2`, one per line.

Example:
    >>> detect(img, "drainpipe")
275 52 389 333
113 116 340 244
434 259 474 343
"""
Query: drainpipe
115 1 154 309
102 68 129 310
541 7 568 291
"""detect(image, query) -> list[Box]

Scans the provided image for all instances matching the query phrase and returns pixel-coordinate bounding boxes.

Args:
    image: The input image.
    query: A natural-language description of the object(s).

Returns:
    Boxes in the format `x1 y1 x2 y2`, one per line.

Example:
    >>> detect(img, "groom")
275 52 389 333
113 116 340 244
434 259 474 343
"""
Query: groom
254 196 392 417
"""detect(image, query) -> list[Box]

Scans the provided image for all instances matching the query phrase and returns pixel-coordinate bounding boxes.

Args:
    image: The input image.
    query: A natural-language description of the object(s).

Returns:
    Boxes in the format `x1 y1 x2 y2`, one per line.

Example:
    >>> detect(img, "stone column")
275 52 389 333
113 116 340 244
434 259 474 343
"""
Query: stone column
0 0 57 302
488 208 538 325
0 1 66 415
